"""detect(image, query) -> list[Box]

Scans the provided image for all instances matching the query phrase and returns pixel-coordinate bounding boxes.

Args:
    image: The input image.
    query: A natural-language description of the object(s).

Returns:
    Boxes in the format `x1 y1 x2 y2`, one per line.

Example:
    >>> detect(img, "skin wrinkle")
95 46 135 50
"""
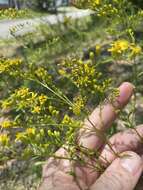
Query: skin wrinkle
75 147 98 183
100 126 143 165
93 171 125 190
43 163 80 189
42 149 88 189
42 157 74 187
75 161 99 186
42 159 59 178
79 124 106 151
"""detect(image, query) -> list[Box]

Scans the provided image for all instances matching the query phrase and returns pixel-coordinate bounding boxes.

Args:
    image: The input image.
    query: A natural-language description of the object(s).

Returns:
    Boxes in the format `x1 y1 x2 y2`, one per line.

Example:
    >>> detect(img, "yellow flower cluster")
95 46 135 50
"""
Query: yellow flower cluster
0 134 9 146
97 4 118 17
16 87 29 98
15 132 25 141
0 58 22 74
72 95 85 115
32 106 41 114
59 58 97 88
0 8 28 19
1 87 48 114
88 0 101 8
1 120 16 129
59 57 111 95
108 39 142 57
35 67 52 83
32 95 48 114
108 39 129 55
35 67 47 78
15 128 36 142
74 0 119 17
72 0 100 9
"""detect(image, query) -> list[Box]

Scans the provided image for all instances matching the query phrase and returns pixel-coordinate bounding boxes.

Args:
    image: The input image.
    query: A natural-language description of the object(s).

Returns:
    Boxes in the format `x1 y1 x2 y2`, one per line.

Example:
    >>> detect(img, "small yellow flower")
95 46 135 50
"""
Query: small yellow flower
58 69 66 75
26 128 36 136
0 134 9 146
62 114 71 124
16 87 29 98
95 0 100 5
15 132 25 141
39 95 47 105
96 44 101 55
31 92 38 99
1 120 12 129
1 99 12 109
130 45 142 56
32 106 41 114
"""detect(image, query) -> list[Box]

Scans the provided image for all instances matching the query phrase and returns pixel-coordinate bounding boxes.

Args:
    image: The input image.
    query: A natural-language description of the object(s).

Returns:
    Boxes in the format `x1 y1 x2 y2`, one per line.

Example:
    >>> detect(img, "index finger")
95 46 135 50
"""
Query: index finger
78 82 134 150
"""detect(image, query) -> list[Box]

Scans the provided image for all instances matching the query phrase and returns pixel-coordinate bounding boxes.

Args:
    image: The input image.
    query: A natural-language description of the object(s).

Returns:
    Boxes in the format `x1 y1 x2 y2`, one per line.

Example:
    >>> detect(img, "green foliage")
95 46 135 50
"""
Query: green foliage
131 0 143 8
0 53 111 162
0 8 29 19
1 1 143 188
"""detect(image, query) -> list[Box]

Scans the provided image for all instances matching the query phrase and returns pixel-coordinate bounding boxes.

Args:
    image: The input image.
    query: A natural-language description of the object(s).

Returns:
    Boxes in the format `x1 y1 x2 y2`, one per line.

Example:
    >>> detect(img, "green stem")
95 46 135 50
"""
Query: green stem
28 78 73 107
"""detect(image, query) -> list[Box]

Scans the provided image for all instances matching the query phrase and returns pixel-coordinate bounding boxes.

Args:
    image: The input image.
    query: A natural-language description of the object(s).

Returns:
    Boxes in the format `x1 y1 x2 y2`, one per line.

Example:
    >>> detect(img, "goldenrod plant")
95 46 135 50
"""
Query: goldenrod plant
1 1 143 189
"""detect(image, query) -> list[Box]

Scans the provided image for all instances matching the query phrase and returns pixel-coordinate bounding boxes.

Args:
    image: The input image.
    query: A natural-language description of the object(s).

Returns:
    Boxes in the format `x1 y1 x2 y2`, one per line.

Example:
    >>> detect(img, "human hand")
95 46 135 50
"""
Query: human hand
39 82 143 190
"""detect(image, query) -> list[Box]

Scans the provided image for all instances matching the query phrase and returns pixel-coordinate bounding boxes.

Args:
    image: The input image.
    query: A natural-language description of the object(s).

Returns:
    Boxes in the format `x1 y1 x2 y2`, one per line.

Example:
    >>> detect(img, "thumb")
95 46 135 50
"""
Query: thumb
91 151 143 190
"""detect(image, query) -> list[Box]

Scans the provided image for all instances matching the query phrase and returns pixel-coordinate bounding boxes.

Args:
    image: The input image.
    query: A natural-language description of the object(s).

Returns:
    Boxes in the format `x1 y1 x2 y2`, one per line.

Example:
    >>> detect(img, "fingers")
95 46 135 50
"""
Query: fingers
79 82 134 149
100 125 143 165
91 151 143 190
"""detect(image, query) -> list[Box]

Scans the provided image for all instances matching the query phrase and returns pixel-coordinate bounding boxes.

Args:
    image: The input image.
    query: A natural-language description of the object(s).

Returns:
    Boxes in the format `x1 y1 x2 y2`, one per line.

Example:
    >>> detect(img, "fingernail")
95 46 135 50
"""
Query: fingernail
120 153 142 174
118 82 134 105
